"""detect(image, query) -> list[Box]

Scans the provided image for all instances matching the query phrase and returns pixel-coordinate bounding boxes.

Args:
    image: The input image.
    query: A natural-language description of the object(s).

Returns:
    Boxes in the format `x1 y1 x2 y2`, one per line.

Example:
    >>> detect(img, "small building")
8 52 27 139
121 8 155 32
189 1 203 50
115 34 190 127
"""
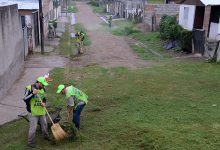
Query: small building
1 0 40 54
178 0 220 56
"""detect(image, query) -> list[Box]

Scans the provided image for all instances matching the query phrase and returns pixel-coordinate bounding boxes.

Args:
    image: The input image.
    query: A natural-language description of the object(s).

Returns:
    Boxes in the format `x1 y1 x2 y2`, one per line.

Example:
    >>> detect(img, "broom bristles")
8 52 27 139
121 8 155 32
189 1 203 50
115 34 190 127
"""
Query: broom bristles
51 123 68 141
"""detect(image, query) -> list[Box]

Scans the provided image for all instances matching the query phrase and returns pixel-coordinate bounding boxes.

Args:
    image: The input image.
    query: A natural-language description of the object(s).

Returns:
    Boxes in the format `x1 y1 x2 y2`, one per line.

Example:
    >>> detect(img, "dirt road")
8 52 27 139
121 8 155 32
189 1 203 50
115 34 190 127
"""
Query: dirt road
72 2 149 69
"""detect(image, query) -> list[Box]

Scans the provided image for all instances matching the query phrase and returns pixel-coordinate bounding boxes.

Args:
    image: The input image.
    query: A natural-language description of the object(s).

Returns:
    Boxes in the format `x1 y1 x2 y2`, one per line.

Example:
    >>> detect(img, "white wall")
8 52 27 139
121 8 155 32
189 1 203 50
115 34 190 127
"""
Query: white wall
0 4 24 98
179 5 196 31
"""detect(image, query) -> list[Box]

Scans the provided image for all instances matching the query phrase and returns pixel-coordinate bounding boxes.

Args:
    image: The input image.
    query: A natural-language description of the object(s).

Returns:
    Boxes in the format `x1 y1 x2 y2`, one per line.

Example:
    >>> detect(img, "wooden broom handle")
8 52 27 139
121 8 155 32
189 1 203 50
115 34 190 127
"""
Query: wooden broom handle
37 94 55 125
44 107 55 125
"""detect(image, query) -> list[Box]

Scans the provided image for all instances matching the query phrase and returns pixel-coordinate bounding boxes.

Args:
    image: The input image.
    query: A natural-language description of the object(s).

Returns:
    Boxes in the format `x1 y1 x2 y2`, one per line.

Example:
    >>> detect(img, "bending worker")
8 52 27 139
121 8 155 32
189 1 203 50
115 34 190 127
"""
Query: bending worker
57 84 88 130
23 77 50 148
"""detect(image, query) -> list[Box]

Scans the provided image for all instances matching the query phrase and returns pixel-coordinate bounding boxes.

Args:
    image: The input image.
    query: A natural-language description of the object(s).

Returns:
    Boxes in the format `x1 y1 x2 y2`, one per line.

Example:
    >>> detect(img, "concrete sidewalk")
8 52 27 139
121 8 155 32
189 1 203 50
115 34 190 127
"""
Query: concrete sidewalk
0 15 70 126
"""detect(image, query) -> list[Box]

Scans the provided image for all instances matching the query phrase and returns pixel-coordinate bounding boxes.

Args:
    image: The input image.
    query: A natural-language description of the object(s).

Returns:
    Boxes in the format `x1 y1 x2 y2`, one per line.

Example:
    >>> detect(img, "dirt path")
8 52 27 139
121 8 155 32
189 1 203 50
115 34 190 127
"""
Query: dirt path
71 2 150 69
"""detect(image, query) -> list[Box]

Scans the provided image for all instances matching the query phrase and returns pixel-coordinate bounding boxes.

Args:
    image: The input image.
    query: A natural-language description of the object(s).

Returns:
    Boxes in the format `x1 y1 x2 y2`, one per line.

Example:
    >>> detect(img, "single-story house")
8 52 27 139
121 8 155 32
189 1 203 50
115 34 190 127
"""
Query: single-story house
178 0 220 56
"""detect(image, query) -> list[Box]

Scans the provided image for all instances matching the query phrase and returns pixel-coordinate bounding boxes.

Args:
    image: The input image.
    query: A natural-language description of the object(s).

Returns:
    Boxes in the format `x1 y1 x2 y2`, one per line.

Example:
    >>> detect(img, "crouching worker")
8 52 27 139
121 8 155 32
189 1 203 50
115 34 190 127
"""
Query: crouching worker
56 84 88 130
23 77 50 148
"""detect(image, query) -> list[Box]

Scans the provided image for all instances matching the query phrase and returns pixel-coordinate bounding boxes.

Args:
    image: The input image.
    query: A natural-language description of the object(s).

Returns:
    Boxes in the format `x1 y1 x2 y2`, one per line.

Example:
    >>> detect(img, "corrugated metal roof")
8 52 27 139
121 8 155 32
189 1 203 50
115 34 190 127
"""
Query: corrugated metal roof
0 0 39 9
200 0 220 6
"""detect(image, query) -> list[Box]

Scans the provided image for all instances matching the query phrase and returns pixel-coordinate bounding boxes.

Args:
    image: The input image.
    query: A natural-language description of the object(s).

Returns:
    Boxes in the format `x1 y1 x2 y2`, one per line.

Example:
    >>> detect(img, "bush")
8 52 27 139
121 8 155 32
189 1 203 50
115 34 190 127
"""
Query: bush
89 0 99 6
159 15 192 52
180 29 193 52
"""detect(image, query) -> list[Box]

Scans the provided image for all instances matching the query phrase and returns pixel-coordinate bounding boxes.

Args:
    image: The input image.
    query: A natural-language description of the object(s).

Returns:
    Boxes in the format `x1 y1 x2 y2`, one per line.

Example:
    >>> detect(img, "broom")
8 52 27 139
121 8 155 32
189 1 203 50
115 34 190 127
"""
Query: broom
37 95 68 141
44 107 68 141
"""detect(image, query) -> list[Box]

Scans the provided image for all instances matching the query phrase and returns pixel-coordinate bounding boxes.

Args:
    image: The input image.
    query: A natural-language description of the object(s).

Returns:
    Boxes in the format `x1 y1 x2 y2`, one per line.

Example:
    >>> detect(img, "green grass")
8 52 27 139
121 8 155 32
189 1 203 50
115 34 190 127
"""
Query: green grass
2 62 220 149
59 23 76 56
106 20 172 60
111 20 140 36
68 5 78 13
74 23 91 46
91 5 105 14
148 0 164 4
2 9 220 150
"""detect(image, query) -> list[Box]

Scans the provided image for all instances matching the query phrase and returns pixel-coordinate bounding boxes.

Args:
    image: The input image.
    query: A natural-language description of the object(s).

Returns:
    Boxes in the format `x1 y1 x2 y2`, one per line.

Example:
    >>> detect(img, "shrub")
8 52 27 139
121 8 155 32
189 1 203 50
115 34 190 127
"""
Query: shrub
89 0 99 6
159 15 192 52
180 29 193 52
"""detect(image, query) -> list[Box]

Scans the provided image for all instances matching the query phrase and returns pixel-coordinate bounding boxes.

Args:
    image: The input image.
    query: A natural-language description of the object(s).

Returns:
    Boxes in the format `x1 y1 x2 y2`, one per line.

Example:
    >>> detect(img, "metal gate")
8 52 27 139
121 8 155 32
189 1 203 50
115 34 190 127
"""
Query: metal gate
33 11 39 47
193 29 205 55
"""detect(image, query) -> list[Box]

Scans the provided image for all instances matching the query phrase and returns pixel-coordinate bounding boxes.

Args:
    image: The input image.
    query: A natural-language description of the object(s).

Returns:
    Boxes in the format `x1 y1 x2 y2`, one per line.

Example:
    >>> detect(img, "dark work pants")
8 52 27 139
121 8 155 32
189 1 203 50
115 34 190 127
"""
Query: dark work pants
72 104 86 130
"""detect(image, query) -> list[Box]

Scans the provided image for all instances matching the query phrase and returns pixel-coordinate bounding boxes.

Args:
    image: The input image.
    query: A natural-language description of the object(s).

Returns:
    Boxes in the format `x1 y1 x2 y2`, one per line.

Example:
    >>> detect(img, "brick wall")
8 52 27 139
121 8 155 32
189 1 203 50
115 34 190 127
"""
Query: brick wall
203 6 211 37
144 4 180 31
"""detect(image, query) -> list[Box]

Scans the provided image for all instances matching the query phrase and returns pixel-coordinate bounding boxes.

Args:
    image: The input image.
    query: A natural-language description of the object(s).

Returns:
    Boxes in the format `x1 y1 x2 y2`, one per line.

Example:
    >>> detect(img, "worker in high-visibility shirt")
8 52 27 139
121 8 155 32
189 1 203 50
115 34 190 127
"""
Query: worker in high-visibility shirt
57 84 88 130
23 77 50 148
75 31 85 55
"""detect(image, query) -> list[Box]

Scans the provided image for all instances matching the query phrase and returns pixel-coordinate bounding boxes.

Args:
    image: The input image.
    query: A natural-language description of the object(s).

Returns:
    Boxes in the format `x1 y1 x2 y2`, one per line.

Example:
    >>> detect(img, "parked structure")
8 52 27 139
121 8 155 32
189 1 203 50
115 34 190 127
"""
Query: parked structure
0 3 24 98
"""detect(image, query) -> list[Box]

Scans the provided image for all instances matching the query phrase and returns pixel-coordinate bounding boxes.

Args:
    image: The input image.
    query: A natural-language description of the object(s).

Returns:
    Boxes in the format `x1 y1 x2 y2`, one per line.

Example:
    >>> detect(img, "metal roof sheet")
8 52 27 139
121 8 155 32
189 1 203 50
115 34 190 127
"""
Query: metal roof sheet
0 0 38 9
200 0 220 6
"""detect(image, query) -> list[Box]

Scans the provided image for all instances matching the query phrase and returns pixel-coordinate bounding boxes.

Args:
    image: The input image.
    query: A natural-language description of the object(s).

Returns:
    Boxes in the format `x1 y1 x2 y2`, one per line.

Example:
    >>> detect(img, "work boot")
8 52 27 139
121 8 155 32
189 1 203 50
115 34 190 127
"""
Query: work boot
44 136 51 141
27 143 36 148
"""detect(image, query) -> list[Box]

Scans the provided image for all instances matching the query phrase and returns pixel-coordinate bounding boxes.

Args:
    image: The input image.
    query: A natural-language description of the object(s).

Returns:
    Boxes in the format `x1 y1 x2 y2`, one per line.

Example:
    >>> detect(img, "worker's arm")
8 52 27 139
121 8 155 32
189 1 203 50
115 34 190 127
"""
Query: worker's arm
66 96 75 118
23 87 35 102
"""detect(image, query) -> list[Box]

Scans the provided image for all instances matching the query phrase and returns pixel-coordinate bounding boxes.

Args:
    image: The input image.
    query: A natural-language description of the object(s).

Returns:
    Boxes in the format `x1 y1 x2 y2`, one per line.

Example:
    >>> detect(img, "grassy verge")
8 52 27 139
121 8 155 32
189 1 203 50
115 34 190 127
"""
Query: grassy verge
68 5 78 13
1 62 220 149
148 0 164 4
106 20 171 60
88 3 106 14
74 23 91 46
59 23 76 56
68 1 78 13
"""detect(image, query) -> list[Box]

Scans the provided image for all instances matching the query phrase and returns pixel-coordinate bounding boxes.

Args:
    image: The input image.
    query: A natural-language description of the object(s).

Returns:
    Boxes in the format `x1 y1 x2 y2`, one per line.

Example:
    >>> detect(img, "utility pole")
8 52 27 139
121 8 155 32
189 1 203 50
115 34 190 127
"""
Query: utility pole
66 0 67 16
39 0 44 54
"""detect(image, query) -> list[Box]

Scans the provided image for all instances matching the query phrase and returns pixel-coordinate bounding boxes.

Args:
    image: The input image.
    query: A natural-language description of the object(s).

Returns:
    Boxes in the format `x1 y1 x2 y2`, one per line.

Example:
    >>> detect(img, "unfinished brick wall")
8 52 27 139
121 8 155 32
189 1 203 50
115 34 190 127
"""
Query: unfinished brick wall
144 4 180 31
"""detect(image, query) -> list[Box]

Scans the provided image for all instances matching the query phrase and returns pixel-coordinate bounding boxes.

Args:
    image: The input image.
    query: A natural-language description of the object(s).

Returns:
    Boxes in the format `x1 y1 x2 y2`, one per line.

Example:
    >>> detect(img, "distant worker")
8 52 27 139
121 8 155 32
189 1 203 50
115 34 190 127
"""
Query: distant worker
23 77 50 148
75 31 85 55
108 15 112 27
56 84 88 130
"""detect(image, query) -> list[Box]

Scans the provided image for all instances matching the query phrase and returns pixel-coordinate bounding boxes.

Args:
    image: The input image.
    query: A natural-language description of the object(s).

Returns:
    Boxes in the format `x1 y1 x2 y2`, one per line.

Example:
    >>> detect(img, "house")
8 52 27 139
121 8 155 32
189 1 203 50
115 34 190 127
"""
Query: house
1 0 60 54
1 0 40 55
178 0 220 56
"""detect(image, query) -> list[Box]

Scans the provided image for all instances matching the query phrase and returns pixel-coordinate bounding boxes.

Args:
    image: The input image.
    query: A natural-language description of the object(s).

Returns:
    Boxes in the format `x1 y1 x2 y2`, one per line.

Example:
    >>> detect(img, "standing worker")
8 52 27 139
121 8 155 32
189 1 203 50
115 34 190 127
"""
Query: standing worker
23 77 50 148
108 15 112 27
75 31 85 55
56 84 88 130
